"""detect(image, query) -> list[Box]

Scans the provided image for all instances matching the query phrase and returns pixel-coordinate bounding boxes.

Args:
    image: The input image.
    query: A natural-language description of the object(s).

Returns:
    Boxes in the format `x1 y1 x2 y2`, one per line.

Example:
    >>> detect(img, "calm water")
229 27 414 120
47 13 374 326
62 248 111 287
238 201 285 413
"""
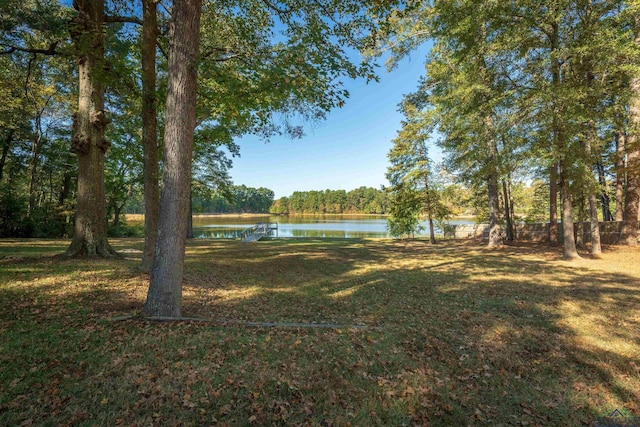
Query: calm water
183 215 474 239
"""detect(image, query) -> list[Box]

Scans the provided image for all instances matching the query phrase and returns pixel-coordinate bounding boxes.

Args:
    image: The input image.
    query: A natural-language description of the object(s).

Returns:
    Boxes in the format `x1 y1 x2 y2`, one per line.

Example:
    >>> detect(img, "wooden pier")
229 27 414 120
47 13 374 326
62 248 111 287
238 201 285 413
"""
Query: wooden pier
240 222 278 242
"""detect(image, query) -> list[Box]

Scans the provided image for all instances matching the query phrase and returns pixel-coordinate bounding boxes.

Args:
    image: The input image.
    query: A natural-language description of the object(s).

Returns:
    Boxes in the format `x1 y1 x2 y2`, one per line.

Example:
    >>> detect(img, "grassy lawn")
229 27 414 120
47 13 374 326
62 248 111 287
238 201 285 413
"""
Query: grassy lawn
0 238 639 426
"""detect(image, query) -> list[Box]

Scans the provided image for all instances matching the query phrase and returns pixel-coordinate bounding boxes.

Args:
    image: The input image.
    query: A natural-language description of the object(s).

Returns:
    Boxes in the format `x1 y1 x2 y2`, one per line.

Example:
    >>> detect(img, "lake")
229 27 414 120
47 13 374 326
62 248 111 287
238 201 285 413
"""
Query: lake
181 215 475 239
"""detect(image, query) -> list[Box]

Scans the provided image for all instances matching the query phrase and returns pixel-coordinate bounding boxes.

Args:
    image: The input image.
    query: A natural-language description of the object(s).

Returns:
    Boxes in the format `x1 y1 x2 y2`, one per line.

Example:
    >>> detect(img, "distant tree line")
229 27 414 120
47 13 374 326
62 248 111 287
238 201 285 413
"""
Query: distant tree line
266 182 563 221
269 187 391 215
193 185 274 214
123 185 274 215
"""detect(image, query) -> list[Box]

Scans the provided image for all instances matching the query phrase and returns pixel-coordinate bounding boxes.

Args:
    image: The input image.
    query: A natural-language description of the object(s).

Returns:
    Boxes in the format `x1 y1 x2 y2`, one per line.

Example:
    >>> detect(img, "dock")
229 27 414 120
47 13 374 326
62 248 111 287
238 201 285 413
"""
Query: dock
240 222 278 242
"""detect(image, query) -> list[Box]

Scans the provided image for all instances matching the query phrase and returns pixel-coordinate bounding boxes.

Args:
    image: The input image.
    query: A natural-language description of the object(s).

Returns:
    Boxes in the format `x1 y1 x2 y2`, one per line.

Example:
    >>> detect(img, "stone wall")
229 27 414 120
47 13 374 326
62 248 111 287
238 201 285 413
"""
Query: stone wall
446 221 638 244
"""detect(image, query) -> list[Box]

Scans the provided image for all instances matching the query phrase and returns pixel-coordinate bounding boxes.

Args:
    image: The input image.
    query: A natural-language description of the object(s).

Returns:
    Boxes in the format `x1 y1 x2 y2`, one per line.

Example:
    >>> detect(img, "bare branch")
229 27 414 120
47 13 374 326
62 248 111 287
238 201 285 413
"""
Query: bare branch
212 53 242 62
261 0 293 15
201 47 231 59
156 39 169 60
104 15 143 25
200 47 244 62
0 41 60 56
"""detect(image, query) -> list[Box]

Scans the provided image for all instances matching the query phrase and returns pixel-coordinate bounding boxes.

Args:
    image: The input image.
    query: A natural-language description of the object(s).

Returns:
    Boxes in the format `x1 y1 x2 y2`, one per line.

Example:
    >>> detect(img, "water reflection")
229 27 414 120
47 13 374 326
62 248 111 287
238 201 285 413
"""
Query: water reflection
193 228 245 239
149 214 474 240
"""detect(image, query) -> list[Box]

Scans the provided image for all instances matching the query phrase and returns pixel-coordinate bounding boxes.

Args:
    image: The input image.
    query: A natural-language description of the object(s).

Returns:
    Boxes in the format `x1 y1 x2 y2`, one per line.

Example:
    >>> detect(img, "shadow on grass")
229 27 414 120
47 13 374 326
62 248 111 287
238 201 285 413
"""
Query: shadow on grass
178 239 639 424
1 238 638 426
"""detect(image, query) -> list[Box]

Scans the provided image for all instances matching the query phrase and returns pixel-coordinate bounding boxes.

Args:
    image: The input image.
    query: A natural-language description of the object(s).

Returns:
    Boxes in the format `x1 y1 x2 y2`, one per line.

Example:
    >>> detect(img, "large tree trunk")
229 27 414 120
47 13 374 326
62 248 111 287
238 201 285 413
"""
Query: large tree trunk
549 19 562 247
65 0 117 258
620 140 640 245
619 14 640 245
575 192 586 248
27 119 42 216
549 162 559 244
419 143 435 244
0 130 14 182
187 192 194 239
143 0 202 318
615 131 626 221
596 161 612 221
113 205 122 229
140 0 160 271
427 214 435 244
559 164 580 259
58 151 74 205
484 115 502 247
589 192 602 256
585 121 602 256
502 179 514 242
487 169 501 247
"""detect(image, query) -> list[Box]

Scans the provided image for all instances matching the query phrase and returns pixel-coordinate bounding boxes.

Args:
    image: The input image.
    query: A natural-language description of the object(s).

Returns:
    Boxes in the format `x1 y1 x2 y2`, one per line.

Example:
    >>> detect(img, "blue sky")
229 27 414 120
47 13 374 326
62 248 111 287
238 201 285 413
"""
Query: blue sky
229 45 437 199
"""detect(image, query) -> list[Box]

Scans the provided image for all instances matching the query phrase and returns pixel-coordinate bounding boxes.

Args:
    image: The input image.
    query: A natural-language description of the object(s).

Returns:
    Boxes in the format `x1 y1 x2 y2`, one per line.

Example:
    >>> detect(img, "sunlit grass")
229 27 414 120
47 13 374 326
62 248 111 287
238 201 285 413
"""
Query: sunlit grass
1 238 639 425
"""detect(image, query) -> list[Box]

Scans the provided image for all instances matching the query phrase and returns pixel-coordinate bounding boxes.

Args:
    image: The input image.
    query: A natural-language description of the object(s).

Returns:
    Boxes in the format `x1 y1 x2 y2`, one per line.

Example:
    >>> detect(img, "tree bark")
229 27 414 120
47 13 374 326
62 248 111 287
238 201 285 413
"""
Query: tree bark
113 205 121 229
548 17 563 247
486 128 502 247
487 168 501 246
28 118 42 216
575 192 585 248
502 179 514 242
419 142 435 244
144 0 202 318
140 0 160 271
588 193 602 256
615 131 625 222
0 130 14 182
549 162 559 244
427 214 435 244
596 161 612 221
58 151 74 206
620 140 640 245
559 164 580 259
64 0 117 258
619 15 640 246
585 121 602 256
187 191 194 239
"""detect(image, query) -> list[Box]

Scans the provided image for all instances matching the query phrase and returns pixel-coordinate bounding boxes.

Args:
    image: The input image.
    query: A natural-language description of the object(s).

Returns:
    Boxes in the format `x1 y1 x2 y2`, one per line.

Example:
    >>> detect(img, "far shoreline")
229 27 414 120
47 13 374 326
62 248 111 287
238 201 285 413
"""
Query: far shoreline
124 213 477 221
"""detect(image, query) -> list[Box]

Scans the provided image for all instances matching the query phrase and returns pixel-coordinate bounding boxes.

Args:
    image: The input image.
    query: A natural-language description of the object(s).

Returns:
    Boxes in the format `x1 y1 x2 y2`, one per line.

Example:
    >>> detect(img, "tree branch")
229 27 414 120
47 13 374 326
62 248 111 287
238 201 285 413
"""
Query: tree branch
0 41 60 56
156 39 169 60
104 15 143 25
201 47 232 59
261 0 293 15
201 47 243 62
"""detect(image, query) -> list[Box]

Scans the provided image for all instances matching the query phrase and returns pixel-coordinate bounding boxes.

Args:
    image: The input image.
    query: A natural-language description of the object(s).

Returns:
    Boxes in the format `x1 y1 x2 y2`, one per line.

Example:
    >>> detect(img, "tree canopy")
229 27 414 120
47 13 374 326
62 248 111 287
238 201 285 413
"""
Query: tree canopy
374 0 640 252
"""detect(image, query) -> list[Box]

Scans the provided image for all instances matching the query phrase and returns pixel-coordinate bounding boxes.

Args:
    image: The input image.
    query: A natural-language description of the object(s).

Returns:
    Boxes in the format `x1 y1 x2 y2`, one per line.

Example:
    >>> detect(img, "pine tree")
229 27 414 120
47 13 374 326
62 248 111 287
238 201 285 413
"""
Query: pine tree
386 103 447 243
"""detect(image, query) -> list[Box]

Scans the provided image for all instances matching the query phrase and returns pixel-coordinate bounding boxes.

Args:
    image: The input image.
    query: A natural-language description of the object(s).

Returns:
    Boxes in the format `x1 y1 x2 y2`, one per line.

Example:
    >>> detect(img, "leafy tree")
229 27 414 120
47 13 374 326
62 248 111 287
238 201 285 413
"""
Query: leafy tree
62 0 119 257
620 7 640 245
140 0 160 269
144 0 398 316
373 0 637 256
144 0 202 318
386 102 447 243
386 185 423 239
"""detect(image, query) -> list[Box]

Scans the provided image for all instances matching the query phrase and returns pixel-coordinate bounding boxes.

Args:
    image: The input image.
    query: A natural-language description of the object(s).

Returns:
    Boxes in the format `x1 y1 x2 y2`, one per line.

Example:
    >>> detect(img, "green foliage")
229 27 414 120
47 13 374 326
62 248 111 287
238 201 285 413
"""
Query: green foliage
385 101 450 239
386 185 423 238
271 187 390 215
194 0 398 144
373 0 638 238
2 0 401 241
107 220 144 238
190 184 274 214
0 183 28 237
0 182 72 237
523 180 550 223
